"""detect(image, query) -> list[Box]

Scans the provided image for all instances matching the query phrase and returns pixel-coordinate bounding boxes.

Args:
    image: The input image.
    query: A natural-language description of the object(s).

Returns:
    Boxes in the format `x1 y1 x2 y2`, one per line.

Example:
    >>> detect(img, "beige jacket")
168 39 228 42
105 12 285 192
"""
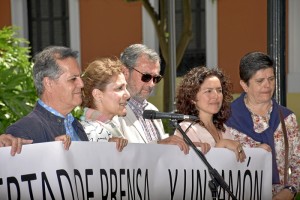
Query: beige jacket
112 103 167 143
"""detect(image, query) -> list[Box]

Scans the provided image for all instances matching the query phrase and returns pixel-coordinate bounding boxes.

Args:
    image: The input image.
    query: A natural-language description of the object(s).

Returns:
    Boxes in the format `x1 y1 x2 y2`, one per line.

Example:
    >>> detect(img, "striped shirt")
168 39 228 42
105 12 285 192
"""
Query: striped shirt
127 98 161 142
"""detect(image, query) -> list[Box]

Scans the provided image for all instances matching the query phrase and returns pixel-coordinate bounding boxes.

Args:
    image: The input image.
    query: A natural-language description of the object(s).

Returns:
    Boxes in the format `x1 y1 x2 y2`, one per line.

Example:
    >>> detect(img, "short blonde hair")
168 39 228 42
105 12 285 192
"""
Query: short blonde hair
81 57 123 109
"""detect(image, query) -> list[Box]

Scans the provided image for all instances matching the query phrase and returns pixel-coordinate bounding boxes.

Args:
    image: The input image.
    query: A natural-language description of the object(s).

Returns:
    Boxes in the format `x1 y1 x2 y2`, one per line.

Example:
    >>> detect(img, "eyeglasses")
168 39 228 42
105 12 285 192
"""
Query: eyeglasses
132 68 163 84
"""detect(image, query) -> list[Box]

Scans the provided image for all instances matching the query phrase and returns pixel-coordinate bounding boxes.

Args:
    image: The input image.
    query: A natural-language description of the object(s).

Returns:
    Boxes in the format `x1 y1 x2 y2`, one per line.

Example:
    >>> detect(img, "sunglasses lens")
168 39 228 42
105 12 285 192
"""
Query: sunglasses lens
153 76 162 83
141 74 153 82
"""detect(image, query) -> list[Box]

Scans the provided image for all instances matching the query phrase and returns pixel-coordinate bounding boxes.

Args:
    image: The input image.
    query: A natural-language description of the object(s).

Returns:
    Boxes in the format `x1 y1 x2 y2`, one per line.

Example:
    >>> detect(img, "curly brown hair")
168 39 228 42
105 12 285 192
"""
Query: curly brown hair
176 66 233 131
81 57 123 109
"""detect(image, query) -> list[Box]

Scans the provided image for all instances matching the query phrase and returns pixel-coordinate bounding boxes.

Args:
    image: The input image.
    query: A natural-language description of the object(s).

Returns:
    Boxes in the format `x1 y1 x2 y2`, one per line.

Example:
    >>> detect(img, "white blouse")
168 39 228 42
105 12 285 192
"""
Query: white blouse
175 121 233 147
80 120 112 142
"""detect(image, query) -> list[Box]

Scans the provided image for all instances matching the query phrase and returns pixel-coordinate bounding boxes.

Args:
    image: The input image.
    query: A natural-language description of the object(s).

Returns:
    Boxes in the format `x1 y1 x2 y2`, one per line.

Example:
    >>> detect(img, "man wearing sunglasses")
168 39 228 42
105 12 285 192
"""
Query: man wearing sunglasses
112 44 189 154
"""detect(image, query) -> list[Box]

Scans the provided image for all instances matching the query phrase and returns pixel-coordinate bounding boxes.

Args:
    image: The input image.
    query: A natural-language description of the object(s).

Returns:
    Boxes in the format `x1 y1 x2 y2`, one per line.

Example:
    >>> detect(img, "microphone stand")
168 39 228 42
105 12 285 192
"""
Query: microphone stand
170 120 237 200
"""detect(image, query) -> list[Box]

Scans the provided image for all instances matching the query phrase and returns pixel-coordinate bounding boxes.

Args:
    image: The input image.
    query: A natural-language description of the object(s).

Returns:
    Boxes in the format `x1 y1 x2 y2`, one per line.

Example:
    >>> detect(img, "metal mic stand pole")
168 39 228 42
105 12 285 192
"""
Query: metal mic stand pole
170 120 237 200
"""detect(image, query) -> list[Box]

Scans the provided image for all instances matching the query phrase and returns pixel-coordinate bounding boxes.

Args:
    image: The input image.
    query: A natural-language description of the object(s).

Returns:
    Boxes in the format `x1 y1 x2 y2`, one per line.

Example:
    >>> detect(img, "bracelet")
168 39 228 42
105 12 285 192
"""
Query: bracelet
283 186 297 198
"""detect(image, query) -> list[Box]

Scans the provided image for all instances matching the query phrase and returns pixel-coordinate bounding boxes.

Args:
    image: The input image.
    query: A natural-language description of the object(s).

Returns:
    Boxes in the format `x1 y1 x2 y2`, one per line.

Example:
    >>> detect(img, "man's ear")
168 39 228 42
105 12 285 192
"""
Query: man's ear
240 80 248 92
43 77 53 91
122 66 130 79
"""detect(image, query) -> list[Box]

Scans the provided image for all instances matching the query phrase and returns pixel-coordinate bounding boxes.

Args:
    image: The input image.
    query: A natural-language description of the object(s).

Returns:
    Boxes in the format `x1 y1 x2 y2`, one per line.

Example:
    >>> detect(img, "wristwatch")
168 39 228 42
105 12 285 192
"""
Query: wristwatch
283 185 297 198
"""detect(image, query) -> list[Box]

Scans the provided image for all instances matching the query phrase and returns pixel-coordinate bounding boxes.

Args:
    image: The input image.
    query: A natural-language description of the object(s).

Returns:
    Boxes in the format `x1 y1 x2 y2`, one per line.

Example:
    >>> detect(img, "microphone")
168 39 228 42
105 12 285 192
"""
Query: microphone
143 110 198 121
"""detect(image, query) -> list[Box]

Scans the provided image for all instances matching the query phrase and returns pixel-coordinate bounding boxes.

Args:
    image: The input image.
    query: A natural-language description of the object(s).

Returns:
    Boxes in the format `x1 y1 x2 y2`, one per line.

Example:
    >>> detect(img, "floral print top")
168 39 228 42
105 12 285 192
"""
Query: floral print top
80 107 125 140
225 107 300 194
80 120 112 142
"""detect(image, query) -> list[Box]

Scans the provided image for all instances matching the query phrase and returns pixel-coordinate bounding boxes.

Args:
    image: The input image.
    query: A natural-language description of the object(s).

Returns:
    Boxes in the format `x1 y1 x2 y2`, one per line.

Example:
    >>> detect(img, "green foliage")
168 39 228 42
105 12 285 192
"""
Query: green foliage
162 119 175 135
0 26 37 133
72 106 84 120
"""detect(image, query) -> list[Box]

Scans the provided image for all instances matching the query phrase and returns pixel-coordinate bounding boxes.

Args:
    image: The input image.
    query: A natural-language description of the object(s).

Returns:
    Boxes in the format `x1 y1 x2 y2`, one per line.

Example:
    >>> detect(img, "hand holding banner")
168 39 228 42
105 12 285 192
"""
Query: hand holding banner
0 142 272 199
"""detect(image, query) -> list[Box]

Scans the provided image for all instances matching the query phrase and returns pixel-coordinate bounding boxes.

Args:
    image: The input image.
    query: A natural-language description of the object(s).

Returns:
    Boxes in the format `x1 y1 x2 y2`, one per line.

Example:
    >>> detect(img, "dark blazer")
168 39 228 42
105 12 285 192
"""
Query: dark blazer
6 103 88 143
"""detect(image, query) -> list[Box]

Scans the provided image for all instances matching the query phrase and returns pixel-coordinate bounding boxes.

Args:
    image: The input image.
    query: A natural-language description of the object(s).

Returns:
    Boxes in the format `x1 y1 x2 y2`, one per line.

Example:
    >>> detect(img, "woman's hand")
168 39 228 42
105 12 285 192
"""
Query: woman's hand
55 135 71 150
272 188 295 200
193 142 211 154
256 143 272 152
109 137 128 152
216 139 246 162
158 135 190 155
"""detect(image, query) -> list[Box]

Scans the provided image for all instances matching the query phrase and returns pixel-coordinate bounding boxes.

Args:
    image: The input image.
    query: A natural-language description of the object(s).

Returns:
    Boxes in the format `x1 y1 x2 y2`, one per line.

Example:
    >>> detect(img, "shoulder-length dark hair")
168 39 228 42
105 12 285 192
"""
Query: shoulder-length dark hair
176 66 233 131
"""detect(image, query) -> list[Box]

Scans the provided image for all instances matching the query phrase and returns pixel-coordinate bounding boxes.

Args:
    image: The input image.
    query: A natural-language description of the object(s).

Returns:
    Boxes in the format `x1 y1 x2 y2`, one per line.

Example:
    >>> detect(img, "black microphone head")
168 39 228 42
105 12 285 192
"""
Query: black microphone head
143 110 156 119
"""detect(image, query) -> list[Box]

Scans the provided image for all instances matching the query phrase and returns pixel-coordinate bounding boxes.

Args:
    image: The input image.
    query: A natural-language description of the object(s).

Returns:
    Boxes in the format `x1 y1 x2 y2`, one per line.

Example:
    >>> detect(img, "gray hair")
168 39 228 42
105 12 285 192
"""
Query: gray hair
33 46 78 97
239 52 274 85
120 44 161 70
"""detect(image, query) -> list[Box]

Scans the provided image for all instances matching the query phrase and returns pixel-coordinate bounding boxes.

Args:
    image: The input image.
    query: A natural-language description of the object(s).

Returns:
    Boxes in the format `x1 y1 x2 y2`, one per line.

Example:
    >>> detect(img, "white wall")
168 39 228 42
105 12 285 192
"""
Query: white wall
287 0 300 92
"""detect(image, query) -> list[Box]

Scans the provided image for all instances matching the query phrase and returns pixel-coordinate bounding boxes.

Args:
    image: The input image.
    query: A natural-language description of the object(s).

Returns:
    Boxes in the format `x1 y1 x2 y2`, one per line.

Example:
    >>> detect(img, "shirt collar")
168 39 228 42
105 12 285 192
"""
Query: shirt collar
38 99 74 122
128 98 148 111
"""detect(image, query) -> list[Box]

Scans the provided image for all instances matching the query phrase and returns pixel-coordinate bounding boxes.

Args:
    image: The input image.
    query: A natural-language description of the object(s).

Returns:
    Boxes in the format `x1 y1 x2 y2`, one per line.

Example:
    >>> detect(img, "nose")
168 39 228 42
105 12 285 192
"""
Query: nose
124 88 131 100
263 79 271 87
77 77 84 88
148 78 156 87
210 89 218 98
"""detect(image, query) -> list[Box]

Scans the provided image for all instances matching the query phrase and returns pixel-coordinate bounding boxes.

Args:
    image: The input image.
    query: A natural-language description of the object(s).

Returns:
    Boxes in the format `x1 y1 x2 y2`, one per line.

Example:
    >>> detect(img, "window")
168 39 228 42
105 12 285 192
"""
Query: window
176 0 206 76
27 0 70 56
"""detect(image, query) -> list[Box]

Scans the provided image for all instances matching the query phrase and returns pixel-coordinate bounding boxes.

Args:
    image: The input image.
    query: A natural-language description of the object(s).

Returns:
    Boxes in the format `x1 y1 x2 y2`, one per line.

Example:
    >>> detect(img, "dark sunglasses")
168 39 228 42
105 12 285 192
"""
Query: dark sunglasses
132 68 163 84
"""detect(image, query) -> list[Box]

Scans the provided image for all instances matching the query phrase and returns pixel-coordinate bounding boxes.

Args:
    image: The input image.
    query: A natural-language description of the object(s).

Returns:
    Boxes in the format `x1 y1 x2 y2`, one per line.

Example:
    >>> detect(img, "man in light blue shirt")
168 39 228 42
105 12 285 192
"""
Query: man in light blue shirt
6 46 88 147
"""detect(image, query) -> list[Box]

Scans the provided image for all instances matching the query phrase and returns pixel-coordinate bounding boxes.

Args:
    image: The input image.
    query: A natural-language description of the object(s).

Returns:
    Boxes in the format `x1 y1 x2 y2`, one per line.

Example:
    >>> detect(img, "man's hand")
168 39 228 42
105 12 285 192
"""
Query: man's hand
109 137 128 152
158 135 190 154
55 135 71 150
0 134 33 156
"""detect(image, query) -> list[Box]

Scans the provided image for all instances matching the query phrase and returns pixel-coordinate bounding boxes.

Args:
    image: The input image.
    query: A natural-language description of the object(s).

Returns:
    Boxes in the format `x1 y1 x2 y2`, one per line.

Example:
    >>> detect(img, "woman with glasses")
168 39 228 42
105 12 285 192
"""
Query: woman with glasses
80 58 130 152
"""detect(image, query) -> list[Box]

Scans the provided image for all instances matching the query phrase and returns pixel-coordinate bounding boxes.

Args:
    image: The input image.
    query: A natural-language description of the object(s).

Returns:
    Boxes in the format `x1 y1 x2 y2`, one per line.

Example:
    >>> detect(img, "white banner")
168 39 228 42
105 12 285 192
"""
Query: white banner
0 142 272 200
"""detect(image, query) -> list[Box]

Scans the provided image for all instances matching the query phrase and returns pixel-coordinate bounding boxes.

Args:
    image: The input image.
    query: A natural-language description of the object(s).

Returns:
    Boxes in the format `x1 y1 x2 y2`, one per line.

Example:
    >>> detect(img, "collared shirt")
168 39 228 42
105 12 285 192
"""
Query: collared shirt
127 98 161 142
38 99 80 141
244 95 273 133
